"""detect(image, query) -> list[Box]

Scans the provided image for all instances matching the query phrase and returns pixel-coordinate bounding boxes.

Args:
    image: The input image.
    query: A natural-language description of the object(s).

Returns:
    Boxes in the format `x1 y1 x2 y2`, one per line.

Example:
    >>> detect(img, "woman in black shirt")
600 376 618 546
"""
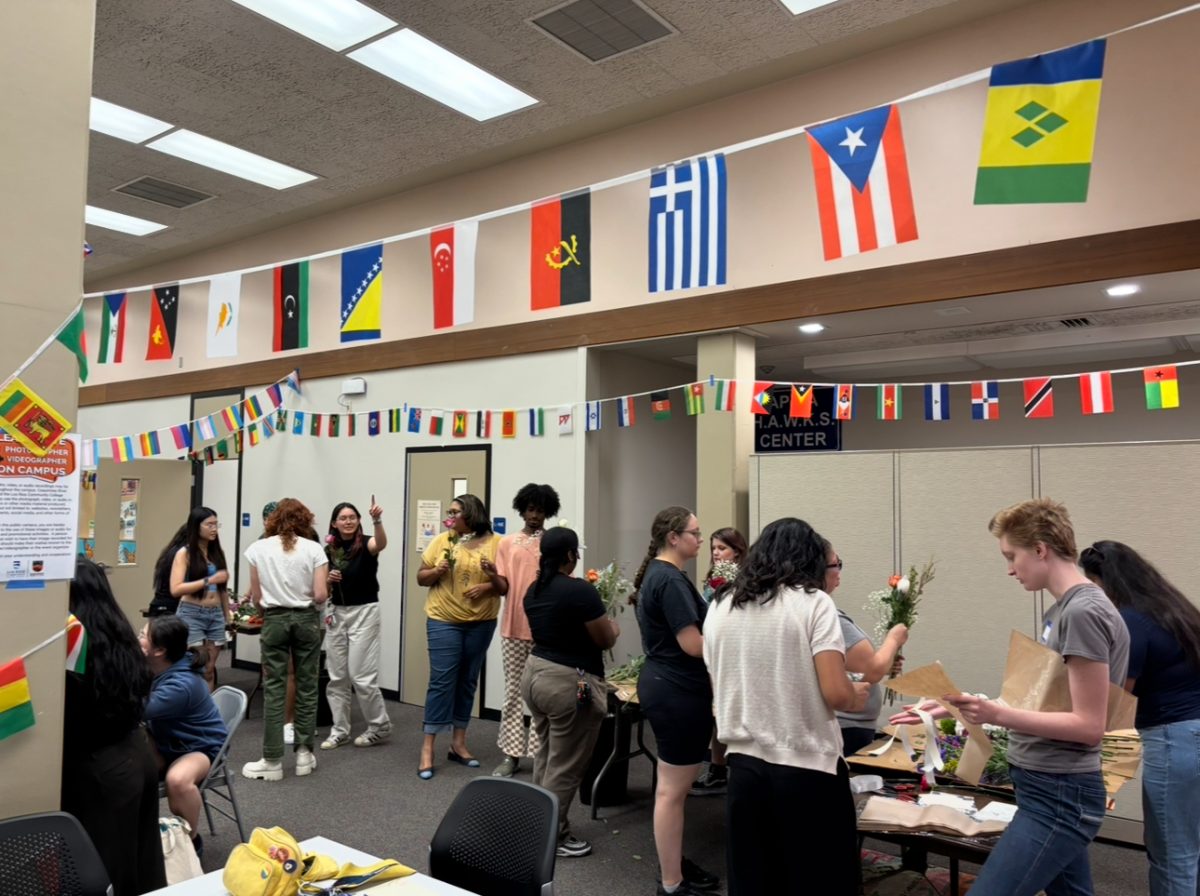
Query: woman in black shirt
521 527 618 860
320 500 392 749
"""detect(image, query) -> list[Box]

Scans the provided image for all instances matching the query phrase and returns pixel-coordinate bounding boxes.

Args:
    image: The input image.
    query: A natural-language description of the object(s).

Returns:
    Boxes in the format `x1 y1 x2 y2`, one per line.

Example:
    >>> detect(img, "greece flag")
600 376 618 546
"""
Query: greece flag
648 154 728 293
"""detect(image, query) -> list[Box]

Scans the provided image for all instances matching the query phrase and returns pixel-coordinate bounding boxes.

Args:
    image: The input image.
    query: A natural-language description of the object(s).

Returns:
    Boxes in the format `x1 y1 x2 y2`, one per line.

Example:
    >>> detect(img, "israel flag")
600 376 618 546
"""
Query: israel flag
585 400 602 432
648 154 728 293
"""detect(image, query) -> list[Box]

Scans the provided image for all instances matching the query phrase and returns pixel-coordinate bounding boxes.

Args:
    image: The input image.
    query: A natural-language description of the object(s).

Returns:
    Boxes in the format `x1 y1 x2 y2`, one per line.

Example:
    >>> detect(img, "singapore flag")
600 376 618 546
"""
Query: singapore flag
431 221 478 329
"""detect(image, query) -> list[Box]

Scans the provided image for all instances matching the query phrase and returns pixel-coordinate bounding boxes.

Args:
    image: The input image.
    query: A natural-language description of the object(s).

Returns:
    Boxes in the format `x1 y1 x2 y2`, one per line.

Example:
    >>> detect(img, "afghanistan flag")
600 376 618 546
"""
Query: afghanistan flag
531 189 590 310
975 39 1106 204
273 261 309 352
146 285 179 361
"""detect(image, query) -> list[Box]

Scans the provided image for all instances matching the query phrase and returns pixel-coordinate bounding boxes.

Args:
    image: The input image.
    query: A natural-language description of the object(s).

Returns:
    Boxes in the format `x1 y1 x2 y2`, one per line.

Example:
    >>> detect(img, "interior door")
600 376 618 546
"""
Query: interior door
400 446 490 707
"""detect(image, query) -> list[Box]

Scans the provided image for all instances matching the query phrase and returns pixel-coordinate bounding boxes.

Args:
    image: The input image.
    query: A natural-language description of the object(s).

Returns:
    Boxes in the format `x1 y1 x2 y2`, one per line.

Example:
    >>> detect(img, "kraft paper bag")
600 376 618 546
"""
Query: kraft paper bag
858 795 1009 837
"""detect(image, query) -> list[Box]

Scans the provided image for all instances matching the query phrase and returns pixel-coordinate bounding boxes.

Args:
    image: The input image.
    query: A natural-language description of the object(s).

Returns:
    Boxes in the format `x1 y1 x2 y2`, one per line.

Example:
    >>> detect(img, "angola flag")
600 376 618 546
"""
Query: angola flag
145 285 179 361
531 190 590 310
273 261 309 352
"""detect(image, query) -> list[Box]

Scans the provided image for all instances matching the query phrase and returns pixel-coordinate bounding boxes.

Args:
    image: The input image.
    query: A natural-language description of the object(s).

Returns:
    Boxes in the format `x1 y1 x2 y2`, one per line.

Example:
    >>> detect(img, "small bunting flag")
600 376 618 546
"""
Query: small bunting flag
369 411 381 436
501 410 517 438
1144 366 1179 410
585 401 602 431
476 410 493 439
0 658 36 741
650 391 671 420
789 385 813 419
197 416 217 441
408 408 422 434
751 382 774 415
309 413 322 436
617 397 635 428
388 409 402 433
65 615 88 674
452 411 469 438
329 415 340 438
836 385 854 420
428 410 445 436
248 423 261 447
292 412 306 435
686 383 705 416
924 384 950 421
877 384 902 420
1024 377 1054 418
529 408 545 436
713 379 736 412
971 381 999 421
220 405 242 433
556 406 573 436
1080 371 1114 415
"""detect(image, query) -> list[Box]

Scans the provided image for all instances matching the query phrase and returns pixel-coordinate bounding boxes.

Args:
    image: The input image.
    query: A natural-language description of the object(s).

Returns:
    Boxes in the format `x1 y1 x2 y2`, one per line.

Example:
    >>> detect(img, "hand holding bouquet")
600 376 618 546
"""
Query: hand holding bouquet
867 559 936 703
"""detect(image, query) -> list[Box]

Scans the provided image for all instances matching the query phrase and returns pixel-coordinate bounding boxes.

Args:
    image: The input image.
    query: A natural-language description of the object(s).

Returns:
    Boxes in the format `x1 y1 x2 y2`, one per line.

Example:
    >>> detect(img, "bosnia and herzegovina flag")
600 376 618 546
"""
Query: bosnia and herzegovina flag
341 244 383 342
531 189 590 310
975 39 1106 204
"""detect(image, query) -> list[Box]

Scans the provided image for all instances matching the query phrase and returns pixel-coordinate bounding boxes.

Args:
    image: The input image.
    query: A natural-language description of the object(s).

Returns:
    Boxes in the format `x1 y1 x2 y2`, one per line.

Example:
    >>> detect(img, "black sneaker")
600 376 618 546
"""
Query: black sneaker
657 858 720 893
556 835 592 858
689 766 728 796
655 881 712 896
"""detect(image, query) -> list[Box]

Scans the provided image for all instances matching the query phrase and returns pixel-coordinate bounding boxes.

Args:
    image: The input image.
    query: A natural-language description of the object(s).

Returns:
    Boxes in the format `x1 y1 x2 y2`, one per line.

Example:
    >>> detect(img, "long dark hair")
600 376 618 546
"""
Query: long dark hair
454 494 492 537
722 518 828 609
632 505 694 596
183 506 227 589
69 558 151 730
328 502 365 557
153 524 187 592
528 527 579 601
146 615 206 673
705 526 748 582
1080 540 1200 672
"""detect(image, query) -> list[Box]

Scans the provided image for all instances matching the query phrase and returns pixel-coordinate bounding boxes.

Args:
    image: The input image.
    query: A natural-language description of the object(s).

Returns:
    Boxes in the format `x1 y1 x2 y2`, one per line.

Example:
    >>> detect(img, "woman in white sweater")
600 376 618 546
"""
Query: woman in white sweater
703 518 868 896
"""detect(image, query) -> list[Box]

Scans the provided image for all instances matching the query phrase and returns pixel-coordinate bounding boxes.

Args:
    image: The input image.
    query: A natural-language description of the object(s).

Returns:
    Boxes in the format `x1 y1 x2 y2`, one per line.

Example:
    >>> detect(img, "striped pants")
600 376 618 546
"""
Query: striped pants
497 637 540 758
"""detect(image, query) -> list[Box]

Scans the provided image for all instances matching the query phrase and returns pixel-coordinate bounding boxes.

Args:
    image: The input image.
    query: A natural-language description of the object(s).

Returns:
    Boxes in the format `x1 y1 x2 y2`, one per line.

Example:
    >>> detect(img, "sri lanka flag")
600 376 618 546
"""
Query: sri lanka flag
341 244 383 342
807 104 917 261
975 39 1106 204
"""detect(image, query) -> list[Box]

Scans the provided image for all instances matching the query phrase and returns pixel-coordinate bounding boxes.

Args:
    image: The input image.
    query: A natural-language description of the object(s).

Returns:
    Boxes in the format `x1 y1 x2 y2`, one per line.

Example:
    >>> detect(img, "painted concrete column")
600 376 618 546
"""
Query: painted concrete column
695 332 756 541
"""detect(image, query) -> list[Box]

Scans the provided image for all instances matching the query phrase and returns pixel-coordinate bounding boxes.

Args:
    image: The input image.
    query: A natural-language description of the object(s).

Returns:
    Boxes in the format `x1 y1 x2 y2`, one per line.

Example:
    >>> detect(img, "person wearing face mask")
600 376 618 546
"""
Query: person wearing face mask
320 499 391 750
490 483 561 778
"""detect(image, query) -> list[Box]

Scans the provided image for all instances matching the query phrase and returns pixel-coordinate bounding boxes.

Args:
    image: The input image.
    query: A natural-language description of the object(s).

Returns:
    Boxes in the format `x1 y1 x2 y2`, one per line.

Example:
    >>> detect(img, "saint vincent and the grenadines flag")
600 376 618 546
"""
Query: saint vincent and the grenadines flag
145 285 179 361
975 39 1106 204
531 190 590 310
341 244 383 342
274 261 310 352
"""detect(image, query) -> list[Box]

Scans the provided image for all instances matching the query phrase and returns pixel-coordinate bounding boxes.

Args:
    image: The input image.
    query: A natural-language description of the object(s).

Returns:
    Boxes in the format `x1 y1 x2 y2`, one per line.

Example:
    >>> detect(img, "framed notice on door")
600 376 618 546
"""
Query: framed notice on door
119 478 139 565
415 499 441 553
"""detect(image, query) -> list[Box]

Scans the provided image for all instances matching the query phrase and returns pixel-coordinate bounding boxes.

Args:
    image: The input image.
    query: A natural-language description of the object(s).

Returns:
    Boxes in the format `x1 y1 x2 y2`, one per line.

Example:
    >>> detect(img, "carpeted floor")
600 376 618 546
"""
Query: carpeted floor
189 661 1150 894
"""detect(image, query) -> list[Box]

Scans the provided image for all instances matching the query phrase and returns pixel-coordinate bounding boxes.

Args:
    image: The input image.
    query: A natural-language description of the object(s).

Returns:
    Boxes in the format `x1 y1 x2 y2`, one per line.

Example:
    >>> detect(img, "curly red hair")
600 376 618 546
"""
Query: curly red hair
265 497 315 551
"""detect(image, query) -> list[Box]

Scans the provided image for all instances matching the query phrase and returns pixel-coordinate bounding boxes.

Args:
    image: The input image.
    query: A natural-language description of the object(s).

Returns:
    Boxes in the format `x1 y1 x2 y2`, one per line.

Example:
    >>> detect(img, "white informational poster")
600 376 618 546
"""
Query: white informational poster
0 433 82 583
415 499 442 553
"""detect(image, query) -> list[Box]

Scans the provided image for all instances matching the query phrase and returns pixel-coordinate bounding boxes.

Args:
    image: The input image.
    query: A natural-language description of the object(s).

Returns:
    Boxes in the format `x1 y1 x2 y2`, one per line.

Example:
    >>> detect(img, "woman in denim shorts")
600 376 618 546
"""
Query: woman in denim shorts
170 506 231 690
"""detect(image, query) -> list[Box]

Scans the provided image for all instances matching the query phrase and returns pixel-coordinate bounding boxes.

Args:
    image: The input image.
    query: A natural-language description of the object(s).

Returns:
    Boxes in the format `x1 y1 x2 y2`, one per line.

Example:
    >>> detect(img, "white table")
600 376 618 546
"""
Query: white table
145 835 477 895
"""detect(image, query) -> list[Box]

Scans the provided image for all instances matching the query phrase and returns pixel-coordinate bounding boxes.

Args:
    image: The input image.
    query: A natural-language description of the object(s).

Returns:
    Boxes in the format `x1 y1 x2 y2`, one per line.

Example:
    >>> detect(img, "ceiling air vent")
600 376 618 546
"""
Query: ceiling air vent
1059 317 1093 329
113 176 214 209
532 0 674 63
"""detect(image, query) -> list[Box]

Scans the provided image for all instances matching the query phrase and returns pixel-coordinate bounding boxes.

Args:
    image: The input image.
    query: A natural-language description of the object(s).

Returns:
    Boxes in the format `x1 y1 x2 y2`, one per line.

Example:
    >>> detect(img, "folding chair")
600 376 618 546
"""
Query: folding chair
429 777 557 896
0 811 112 896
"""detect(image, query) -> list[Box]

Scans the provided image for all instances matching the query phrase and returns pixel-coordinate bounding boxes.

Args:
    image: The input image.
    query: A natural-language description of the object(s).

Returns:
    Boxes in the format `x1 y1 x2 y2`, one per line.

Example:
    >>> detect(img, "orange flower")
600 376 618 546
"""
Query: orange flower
586 569 600 583
888 574 902 588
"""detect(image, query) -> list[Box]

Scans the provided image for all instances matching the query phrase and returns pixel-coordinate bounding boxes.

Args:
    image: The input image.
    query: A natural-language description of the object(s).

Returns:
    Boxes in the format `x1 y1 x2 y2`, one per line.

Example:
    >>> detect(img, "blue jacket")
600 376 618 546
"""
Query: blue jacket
144 657 227 760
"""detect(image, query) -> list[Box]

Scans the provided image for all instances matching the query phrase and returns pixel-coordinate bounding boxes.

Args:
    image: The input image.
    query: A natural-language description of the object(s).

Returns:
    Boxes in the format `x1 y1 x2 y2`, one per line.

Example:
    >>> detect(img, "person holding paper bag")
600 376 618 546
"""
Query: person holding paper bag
896 498 1129 896
1080 540 1200 896
704 518 869 896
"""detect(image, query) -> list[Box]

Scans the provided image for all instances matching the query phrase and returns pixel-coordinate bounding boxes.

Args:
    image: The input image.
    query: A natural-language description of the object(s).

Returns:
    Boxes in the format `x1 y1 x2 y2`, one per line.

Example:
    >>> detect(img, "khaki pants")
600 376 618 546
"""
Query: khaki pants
325 603 390 737
520 655 607 840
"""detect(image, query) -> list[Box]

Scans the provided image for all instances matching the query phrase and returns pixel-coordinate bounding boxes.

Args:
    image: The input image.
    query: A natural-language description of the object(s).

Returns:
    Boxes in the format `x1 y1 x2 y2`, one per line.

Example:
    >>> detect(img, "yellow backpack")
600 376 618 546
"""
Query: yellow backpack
224 827 415 896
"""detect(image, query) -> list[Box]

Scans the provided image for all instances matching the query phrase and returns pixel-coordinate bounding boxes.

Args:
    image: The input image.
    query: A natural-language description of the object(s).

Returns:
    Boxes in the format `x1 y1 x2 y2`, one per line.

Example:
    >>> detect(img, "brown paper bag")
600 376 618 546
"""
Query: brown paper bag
858 796 1009 837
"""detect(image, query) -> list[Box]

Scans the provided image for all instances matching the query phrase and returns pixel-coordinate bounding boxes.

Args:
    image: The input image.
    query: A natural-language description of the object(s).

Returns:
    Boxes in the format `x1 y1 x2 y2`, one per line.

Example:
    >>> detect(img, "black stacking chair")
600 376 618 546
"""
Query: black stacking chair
429 777 558 896
0 811 112 895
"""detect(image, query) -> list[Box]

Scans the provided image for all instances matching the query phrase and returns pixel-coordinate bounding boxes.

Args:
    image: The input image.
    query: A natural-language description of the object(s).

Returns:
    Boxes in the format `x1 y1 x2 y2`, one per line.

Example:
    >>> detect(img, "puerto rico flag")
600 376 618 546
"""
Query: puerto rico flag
971 381 1000 420
806 104 918 261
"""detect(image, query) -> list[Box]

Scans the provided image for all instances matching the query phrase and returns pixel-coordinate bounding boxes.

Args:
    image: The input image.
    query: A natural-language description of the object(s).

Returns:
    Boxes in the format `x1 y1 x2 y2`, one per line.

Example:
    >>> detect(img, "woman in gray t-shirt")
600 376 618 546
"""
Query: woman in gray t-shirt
894 498 1129 896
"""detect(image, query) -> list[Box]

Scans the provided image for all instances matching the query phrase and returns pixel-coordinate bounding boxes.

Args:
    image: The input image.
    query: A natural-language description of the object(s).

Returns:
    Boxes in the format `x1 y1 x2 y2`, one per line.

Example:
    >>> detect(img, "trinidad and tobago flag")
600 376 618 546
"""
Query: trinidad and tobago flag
531 189 590 310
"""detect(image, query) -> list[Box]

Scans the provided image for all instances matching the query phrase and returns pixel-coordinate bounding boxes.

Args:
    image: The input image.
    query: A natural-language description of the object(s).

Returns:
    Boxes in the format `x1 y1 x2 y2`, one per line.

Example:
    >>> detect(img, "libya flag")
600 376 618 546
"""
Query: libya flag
531 189 590 310
273 261 309 352
146 285 178 361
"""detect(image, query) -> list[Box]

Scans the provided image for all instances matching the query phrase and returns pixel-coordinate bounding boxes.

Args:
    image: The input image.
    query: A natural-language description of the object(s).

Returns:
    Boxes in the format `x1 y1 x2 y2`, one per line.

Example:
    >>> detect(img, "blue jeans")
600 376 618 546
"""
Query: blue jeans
970 765 1107 896
1141 719 1200 896
175 601 227 645
423 618 496 735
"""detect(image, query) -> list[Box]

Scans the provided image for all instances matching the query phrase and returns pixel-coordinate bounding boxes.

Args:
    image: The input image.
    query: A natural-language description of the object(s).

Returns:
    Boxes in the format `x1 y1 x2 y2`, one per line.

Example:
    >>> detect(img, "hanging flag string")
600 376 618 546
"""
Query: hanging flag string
0 302 84 396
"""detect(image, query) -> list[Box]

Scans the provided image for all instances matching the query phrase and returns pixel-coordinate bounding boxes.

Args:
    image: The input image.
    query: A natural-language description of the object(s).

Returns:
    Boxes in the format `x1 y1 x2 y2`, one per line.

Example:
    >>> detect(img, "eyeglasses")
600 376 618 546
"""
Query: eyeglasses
446 509 462 517
826 559 844 570
679 528 702 539
201 521 221 530
335 515 359 523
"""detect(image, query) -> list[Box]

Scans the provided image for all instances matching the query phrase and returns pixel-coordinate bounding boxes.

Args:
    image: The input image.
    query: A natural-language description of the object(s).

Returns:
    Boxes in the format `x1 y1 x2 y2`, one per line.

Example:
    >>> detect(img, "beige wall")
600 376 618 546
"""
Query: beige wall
81 0 1200 393
0 0 95 817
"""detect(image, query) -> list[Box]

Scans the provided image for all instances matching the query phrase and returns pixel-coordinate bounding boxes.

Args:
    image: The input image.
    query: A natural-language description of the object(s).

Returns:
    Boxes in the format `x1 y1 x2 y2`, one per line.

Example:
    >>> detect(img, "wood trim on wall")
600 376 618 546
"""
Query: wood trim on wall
79 218 1200 407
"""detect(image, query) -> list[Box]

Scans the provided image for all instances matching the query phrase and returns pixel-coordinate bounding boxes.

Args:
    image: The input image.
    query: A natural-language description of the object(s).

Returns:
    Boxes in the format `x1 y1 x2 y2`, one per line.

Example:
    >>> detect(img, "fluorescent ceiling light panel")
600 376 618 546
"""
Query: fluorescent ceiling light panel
89 97 173 143
799 323 826 334
349 29 538 121
1105 283 1141 297
779 0 839 14
227 0 396 51
85 205 167 236
147 130 318 190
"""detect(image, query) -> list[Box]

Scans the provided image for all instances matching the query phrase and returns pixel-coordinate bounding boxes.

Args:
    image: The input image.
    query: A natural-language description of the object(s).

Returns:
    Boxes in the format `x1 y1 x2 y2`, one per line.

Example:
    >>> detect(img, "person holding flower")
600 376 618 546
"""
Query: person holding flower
490 483 560 778
416 494 503 779
319 499 391 750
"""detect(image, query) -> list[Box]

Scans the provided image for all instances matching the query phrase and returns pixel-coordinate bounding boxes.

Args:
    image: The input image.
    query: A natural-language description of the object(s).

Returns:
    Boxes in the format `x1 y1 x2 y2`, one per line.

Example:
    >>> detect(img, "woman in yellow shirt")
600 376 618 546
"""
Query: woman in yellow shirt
416 494 503 779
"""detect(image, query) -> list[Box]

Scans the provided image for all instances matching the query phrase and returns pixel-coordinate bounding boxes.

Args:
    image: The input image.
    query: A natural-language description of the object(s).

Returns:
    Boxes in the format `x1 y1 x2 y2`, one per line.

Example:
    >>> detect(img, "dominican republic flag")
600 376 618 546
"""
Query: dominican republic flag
648 154 727 293
836 385 855 420
616 397 635 428
145 285 179 361
431 221 478 329
97 293 126 364
1080 371 1114 414
925 384 950 421
1023 377 1055 418
585 401 602 431
807 104 918 261
532 190 590 309
971 381 1000 420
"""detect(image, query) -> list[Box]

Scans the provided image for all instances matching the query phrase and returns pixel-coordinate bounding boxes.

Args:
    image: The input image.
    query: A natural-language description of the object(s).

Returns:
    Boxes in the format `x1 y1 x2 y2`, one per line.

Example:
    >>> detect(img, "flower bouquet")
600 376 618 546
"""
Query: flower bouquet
936 718 1012 788
586 562 632 618
229 593 263 632
706 558 739 597
866 559 936 703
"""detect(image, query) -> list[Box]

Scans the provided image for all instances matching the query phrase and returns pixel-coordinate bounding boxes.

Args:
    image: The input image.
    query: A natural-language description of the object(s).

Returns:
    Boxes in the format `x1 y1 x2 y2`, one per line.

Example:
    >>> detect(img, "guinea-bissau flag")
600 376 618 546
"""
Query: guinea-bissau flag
975 39 1106 204
531 189 590 310
273 261 309 352
145 285 179 361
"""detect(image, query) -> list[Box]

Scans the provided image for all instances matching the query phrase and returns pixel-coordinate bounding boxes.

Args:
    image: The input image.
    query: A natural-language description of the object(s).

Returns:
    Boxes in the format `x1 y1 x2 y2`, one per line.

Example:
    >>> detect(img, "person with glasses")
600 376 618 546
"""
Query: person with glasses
633 506 720 896
822 545 909 756
320 499 391 750
170 506 231 691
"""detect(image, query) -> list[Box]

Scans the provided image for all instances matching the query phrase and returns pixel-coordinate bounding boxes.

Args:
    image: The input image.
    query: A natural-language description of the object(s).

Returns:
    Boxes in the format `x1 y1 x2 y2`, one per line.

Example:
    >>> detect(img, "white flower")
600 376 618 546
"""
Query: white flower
896 576 911 594
556 518 569 528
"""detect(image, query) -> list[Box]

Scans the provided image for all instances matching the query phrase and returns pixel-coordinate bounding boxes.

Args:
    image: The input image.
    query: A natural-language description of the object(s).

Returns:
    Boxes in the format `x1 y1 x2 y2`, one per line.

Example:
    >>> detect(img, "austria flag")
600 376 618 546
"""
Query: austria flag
531 190 590 310
431 221 478 330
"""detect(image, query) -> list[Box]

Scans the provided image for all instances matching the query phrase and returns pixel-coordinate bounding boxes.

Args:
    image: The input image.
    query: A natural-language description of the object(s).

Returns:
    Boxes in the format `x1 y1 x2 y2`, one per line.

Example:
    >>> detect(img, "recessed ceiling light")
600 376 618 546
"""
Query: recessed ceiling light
227 0 397 52
349 29 538 122
147 130 318 190
85 205 167 236
1105 283 1141 297
778 0 839 14
89 98 173 144
799 322 825 334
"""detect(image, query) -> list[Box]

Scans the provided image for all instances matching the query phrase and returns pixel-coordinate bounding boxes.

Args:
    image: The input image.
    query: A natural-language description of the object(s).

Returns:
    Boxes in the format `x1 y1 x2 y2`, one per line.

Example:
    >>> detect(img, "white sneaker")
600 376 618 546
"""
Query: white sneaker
242 758 283 781
283 723 295 745
321 732 350 750
353 728 390 747
295 746 316 776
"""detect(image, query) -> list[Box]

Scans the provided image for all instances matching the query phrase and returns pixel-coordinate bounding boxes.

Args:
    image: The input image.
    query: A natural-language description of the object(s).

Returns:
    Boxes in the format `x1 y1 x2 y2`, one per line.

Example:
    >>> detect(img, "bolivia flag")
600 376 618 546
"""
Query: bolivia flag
431 222 478 329
975 39 1106 204
0 658 35 741
531 190 590 310
1144 366 1179 410
789 385 813 419
877 384 902 420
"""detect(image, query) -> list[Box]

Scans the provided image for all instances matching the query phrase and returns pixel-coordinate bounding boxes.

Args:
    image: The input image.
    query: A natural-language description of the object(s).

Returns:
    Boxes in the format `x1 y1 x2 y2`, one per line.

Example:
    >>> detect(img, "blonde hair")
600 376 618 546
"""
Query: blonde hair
988 497 1077 561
